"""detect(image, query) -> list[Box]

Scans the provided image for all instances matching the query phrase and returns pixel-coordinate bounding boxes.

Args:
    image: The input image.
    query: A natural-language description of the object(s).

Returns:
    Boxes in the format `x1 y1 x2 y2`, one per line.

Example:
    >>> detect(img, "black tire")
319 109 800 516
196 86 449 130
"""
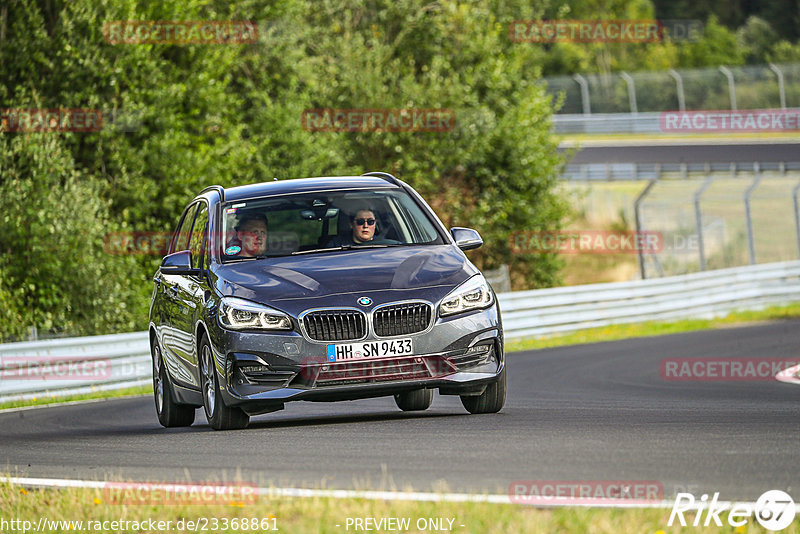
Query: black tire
199 336 249 430
460 368 506 414
152 336 195 428
394 388 433 411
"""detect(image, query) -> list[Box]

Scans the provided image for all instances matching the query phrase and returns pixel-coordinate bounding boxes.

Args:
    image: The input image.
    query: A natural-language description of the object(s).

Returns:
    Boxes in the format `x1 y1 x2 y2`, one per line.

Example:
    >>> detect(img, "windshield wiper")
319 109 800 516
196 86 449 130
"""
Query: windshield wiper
291 246 352 255
291 243 396 256
223 256 259 262
224 253 292 262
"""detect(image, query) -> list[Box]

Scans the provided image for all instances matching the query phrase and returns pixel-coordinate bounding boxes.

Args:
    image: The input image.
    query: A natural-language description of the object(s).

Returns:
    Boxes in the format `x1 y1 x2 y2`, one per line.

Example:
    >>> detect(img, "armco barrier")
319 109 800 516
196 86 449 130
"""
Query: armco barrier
2 261 799 402
552 109 800 135
0 332 150 403
501 261 800 338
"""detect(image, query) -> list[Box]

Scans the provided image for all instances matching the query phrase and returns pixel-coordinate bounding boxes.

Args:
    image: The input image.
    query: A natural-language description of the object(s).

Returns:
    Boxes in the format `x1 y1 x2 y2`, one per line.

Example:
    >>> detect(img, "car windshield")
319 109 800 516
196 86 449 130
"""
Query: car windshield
219 188 444 260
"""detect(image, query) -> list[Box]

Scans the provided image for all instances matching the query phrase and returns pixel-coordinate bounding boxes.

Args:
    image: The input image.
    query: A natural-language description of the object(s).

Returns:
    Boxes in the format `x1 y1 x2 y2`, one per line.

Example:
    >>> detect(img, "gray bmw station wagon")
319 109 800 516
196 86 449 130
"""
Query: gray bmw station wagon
149 172 505 430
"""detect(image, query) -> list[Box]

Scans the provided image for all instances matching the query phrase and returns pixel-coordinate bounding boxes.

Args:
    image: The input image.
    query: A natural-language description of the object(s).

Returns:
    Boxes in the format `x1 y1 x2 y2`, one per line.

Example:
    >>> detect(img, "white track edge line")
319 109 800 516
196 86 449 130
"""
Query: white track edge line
775 364 800 384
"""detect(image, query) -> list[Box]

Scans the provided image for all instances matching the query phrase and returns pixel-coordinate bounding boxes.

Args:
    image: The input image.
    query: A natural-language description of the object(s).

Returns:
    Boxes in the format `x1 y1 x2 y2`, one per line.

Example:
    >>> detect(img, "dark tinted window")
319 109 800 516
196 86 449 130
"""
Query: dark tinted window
188 204 209 269
171 203 198 253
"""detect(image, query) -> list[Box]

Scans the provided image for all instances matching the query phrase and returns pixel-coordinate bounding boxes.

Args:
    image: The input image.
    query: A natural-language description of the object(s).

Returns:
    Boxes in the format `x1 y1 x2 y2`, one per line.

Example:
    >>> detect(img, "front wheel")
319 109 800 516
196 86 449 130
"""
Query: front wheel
394 388 433 411
200 337 249 430
152 337 195 428
460 368 506 414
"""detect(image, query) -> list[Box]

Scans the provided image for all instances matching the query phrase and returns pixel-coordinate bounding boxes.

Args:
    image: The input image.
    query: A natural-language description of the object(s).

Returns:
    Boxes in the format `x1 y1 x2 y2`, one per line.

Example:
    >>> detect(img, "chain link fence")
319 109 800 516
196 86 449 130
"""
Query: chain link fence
545 62 800 114
563 165 800 279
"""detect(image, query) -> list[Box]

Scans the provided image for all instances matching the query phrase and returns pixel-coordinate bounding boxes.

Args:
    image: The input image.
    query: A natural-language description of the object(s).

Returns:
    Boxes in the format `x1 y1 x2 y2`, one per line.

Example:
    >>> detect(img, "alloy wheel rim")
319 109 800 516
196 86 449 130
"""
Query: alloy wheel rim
202 345 216 416
153 344 164 414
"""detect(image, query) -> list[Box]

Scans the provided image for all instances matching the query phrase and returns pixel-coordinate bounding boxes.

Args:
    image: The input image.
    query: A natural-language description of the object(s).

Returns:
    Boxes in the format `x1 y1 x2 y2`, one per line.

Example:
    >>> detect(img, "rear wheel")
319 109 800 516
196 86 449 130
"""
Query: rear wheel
394 388 433 411
460 368 506 414
200 337 249 430
152 337 195 428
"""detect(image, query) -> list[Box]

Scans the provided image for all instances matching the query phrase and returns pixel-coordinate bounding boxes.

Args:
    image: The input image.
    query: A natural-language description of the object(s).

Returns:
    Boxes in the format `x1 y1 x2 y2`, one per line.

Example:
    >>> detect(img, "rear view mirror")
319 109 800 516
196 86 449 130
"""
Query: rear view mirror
301 208 339 220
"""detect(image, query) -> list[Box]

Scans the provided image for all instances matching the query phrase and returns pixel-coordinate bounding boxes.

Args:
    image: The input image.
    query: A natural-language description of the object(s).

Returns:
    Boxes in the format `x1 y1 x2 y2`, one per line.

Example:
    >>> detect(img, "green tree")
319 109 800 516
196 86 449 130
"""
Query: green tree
0 134 146 341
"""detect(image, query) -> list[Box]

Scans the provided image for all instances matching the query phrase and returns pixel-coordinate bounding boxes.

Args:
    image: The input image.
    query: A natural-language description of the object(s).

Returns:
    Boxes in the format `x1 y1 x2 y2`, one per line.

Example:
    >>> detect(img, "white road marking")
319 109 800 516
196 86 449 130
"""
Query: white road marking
775 363 800 385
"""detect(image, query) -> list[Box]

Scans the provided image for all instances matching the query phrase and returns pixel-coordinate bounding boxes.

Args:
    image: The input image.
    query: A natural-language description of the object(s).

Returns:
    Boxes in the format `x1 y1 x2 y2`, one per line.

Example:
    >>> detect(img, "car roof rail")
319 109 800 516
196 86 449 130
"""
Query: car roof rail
199 185 225 201
361 171 399 185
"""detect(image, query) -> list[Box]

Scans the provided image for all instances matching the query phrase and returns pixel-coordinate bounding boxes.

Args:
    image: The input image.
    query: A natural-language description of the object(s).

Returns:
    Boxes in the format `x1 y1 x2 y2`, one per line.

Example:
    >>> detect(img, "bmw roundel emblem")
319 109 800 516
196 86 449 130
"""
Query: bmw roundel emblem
357 296 372 306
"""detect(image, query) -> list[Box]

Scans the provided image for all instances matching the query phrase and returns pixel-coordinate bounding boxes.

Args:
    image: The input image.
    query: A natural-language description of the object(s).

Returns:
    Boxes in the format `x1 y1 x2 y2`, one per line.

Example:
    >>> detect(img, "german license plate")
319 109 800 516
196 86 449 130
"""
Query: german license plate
327 338 413 362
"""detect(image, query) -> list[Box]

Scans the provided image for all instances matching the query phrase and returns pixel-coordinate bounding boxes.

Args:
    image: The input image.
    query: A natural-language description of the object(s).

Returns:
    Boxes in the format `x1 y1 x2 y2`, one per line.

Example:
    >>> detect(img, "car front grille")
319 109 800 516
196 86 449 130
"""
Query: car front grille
373 302 432 337
312 355 457 387
303 310 366 341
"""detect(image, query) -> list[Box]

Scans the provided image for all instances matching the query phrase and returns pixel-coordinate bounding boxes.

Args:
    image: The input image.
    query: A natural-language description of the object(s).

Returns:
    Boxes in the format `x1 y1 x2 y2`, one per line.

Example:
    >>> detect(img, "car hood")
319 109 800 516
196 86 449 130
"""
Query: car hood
212 245 477 312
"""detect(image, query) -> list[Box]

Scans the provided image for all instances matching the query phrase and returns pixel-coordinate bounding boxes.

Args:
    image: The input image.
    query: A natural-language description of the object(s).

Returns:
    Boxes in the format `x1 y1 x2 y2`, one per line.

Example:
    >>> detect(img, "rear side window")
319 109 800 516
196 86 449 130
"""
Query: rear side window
172 203 198 253
189 204 209 269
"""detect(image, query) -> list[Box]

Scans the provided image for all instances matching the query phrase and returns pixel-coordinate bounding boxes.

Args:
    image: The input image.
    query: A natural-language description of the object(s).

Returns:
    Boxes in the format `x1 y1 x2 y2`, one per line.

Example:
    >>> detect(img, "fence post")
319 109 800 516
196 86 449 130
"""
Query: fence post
668 69 685 111
694 177 716 271
769 63 787 109
620 71 637 114
573 74 591 115
744 163 762 264
719 66 737 110
635 179 659 279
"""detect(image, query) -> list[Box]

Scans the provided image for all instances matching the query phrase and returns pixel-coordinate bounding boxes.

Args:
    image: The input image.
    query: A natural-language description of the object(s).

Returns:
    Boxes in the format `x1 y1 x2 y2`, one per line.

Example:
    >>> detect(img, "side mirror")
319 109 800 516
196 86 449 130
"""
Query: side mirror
160 250 199 275
450 227 483 251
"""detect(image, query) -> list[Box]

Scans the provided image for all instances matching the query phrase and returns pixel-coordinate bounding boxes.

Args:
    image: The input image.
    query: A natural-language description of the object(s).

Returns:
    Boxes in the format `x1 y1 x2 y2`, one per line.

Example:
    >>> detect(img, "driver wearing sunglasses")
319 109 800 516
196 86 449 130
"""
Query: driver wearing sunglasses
351 209 378 244
326 208 399 247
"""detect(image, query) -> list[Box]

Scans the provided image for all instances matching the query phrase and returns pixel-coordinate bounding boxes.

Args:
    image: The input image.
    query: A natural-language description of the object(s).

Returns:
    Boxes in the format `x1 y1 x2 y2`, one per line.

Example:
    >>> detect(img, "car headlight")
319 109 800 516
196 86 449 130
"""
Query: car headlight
439 275 494 317
218 297 293 330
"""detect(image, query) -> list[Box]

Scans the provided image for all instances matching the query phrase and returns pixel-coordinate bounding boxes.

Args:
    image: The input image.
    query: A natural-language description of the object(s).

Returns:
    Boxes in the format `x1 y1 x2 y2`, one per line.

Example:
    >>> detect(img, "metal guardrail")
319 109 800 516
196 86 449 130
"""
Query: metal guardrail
553 111 664 134
552 109 800 135
0 332 150 403
502 261 800 338
2 261 799 401
560 161 800 181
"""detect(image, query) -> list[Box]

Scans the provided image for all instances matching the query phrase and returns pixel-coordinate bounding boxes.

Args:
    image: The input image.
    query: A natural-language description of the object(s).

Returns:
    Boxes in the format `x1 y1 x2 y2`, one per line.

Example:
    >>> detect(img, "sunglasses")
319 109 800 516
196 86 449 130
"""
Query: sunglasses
354 218 376 226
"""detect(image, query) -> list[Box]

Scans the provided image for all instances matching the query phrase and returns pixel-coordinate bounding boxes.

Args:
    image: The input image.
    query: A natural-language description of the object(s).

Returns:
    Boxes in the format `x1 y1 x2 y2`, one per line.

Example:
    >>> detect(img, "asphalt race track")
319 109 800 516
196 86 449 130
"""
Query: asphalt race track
564 141 800 165
2 320 798 501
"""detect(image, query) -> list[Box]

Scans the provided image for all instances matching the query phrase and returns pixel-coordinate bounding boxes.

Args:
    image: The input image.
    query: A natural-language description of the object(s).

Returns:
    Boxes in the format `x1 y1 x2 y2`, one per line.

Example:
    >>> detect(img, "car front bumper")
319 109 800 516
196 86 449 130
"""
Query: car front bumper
207 304 504 411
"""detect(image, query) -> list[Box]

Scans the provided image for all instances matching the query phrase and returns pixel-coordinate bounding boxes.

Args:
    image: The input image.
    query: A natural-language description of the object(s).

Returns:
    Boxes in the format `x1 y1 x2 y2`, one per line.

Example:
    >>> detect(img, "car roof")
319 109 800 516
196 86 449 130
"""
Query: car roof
217 176 400 202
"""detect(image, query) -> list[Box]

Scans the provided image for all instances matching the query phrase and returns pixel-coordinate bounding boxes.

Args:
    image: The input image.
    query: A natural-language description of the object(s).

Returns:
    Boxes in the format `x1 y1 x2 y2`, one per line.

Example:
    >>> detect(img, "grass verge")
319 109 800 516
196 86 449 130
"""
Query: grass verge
2 481 798 533
0 385 151 412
